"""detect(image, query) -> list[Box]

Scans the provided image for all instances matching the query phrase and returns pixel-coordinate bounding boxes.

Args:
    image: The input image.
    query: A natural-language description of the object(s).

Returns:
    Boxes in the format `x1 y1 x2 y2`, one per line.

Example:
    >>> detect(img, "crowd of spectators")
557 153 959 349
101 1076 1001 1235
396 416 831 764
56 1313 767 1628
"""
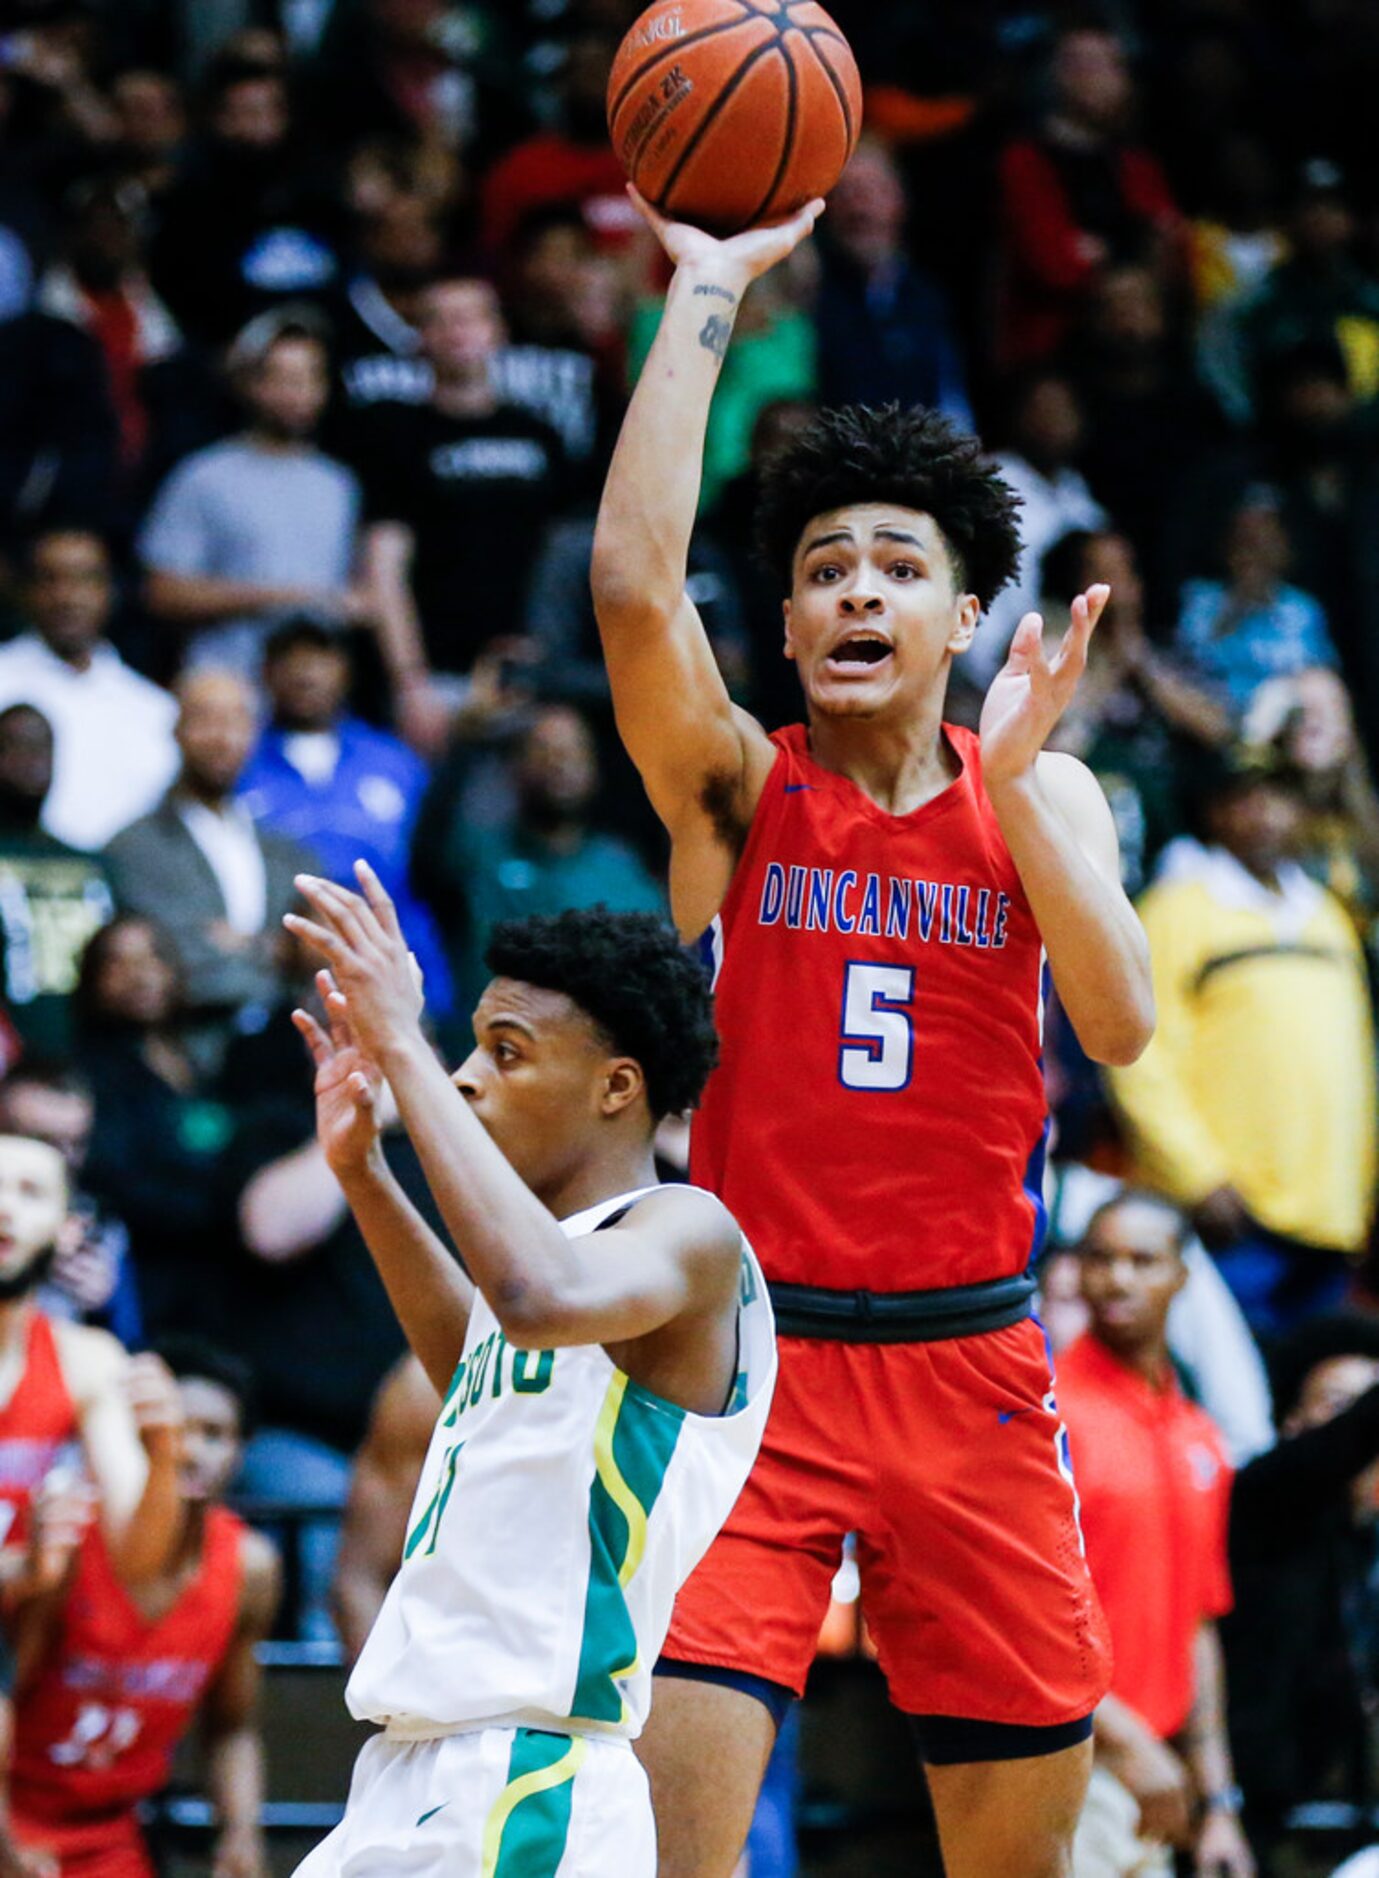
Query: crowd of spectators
6 0 1379 1872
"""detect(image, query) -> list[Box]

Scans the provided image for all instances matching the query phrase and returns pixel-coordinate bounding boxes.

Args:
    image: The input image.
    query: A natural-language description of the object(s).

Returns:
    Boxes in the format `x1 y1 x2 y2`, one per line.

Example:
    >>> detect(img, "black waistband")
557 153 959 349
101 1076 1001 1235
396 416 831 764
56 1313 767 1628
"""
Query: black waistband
767 1271 1037 1343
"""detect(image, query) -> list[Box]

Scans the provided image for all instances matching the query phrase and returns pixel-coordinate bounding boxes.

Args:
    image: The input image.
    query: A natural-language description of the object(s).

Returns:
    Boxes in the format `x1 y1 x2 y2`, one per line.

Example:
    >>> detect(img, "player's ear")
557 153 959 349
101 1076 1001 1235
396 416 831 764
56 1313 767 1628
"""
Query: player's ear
601 1057 645 1119
947 594 980 656
782 597 796 661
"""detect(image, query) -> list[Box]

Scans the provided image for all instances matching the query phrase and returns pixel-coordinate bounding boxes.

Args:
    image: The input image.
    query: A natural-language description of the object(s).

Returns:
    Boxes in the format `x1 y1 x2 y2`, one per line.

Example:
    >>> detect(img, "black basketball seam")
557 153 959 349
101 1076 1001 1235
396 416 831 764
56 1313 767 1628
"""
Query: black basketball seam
746 44 799 225
657 33 786 212
798 27 853 149
608 14 766 129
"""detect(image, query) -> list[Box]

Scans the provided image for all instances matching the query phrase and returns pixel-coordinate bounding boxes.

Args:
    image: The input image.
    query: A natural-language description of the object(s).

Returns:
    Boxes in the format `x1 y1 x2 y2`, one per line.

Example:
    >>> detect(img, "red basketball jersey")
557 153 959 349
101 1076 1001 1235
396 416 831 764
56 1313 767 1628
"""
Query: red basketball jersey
10 1507 245 1831
0 1312 80 1552
690 723 1049 1293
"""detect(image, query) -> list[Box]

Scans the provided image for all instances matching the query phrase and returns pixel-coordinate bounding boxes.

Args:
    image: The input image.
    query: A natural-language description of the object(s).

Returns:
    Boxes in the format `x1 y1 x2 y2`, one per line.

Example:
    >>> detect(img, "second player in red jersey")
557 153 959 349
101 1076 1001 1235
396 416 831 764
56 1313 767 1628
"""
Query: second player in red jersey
593 188 1154 1878
9 1342 279 1878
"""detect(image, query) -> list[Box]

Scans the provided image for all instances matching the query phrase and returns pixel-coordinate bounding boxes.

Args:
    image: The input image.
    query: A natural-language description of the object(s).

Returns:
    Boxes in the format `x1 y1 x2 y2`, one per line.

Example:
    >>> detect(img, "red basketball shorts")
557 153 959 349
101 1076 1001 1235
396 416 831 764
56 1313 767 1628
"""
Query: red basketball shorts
665 1317 1112 1726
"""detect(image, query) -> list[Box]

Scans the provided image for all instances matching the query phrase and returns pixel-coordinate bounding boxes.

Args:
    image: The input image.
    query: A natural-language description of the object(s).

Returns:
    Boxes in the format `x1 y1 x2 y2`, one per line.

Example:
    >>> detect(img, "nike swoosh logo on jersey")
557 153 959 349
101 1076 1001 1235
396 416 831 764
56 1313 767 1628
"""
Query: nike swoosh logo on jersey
416 1804 449 1827
998 1407 1037 1424
783 783 817 794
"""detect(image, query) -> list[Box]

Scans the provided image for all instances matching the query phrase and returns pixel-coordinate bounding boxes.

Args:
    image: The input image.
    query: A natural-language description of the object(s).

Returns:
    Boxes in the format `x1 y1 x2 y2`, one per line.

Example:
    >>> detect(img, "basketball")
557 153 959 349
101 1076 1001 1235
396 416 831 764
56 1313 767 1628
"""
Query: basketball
607 0 862 236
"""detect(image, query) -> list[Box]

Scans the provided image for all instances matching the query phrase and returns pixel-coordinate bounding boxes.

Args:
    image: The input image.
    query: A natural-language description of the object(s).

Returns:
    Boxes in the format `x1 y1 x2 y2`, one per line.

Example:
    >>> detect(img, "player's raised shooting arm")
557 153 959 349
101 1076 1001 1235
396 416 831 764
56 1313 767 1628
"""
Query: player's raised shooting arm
201 1528 280 1878
591 195 820 849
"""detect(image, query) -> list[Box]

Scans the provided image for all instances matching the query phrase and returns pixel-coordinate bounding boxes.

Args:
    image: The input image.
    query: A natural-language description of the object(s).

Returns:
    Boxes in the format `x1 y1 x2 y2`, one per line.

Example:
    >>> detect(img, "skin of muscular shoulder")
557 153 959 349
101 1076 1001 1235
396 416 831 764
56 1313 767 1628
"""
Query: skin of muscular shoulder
332 1354 438 1663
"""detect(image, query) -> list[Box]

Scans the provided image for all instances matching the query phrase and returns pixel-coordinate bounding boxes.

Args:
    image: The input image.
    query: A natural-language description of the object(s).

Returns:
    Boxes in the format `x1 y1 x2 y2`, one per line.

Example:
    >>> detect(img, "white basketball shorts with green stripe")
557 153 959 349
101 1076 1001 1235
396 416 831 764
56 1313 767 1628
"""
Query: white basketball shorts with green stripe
294 1725 655 1877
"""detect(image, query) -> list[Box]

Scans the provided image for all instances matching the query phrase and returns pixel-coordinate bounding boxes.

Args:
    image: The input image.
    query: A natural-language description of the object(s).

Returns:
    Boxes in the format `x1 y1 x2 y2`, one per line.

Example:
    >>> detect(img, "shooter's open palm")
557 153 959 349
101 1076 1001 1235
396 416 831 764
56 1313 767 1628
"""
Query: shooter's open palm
628 186 823 282
980 585 1109 787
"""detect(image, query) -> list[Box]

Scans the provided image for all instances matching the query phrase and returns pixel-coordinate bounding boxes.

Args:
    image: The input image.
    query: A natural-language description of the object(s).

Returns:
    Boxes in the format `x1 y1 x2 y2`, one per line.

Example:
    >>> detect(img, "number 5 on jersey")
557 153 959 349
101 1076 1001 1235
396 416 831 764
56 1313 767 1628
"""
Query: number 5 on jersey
839 963 916 1092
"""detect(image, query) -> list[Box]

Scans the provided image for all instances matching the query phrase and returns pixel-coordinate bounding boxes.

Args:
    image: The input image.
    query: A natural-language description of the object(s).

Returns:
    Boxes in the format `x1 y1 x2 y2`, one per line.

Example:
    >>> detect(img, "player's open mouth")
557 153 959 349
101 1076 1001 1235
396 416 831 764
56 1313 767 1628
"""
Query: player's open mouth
824 636 893 673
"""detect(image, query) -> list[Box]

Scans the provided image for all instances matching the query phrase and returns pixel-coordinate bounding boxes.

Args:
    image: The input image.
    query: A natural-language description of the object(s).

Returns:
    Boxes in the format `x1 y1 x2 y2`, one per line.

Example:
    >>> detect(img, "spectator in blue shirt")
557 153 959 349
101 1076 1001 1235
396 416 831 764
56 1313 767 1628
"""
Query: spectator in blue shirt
237 617 451 1015
1174 489 1339 715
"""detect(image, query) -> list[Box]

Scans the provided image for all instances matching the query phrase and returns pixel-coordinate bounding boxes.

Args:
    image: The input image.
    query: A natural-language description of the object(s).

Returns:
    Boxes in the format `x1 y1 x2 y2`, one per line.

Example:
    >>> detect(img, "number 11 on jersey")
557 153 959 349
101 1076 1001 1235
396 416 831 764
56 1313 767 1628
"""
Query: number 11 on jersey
838 962 916 1091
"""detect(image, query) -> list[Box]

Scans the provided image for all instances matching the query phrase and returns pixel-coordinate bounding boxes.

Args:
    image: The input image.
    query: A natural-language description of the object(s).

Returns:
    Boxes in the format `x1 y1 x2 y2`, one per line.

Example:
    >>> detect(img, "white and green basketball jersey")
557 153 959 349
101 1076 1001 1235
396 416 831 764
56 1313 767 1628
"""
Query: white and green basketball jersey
347 1186 777 1741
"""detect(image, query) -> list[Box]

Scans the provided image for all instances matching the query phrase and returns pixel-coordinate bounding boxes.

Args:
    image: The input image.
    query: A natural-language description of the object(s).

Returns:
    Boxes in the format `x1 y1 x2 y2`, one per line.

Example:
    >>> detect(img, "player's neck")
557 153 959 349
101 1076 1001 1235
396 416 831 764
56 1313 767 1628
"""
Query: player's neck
538 1142 661 1225
805 691 958 817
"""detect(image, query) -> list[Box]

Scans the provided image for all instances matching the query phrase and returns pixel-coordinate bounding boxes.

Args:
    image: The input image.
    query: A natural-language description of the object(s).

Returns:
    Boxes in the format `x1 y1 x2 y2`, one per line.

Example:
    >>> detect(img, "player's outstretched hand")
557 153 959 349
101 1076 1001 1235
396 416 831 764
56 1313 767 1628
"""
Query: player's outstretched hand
128 1352 183 1470
292 968 388 1180
628 185 824 285
287 863 424 1077
979 584 1110 789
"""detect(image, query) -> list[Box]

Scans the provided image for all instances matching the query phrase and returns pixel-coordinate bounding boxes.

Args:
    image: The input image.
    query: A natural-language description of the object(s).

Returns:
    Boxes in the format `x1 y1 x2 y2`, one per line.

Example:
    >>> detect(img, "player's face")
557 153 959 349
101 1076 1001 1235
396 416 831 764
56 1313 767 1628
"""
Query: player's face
452 980 628 1197
177 1378 243 1503
0 1134 68 1280
1077 1202 1186 1353
783 506 979 722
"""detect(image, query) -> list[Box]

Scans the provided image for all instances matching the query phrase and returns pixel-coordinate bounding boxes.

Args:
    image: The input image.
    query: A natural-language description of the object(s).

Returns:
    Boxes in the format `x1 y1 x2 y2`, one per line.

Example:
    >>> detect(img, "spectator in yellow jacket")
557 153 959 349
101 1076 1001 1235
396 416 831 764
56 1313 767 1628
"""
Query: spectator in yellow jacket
1109 746 1376 1336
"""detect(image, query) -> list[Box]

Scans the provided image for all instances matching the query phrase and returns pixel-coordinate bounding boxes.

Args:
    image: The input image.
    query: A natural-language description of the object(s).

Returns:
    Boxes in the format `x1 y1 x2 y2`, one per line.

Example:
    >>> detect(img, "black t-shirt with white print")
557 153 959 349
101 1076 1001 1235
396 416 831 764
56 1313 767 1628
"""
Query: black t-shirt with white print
357 399 567 674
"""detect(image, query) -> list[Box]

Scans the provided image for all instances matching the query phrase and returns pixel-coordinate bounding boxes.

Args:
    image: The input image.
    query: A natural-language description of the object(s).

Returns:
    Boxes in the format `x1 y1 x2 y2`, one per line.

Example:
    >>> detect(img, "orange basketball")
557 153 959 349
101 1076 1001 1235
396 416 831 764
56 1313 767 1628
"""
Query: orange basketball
607 0 862 236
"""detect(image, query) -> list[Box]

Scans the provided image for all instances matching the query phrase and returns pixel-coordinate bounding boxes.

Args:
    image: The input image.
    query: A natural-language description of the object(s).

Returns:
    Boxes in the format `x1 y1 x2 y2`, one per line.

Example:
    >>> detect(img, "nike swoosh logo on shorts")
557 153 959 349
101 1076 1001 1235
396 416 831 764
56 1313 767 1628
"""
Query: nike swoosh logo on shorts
998 1407 1037 1423
416 1804 449 1827
783 783 817 794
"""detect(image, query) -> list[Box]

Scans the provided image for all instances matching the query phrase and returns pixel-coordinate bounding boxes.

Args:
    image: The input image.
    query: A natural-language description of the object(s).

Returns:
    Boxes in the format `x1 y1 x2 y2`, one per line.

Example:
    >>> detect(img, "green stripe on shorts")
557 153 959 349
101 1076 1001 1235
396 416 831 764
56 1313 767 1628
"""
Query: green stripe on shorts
481 1728 587 1878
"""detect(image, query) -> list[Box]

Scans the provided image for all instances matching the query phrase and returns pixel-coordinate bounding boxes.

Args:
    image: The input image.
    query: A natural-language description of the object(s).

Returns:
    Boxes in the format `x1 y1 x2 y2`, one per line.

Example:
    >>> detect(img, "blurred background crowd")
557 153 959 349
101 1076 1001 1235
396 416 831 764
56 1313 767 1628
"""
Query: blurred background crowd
6 0 1379 1872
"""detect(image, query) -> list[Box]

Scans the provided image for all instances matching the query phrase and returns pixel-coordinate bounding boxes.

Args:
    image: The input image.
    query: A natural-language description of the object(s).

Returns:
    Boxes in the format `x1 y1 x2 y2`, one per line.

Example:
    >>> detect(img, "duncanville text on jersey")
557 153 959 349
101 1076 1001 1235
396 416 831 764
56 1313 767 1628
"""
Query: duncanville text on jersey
756 862 1012 949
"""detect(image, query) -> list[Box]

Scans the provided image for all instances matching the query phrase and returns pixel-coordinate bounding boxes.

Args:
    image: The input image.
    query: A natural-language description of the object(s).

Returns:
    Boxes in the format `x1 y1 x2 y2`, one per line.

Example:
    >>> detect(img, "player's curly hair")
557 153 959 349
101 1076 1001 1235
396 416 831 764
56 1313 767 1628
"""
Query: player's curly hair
485 909 719 1121
753 403 1024 609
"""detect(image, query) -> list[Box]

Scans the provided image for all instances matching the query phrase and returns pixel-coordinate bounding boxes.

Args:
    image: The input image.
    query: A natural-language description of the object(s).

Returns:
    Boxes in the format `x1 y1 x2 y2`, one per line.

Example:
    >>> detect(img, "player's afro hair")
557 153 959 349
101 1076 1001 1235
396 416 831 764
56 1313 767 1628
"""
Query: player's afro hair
484 908 719 1121
753 403 1024 610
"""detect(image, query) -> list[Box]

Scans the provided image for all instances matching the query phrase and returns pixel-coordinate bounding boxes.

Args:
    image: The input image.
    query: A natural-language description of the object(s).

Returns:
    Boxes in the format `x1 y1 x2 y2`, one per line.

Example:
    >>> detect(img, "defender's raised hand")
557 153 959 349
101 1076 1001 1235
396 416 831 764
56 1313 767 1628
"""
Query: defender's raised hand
980 584 1110 788
291 970 387 1180
285 863 424 1071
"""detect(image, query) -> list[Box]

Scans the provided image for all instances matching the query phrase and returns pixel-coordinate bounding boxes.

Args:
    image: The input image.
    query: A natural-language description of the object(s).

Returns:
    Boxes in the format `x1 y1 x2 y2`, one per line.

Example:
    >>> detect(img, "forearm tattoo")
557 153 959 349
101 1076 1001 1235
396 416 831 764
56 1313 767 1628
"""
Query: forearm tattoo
698 313 733 359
